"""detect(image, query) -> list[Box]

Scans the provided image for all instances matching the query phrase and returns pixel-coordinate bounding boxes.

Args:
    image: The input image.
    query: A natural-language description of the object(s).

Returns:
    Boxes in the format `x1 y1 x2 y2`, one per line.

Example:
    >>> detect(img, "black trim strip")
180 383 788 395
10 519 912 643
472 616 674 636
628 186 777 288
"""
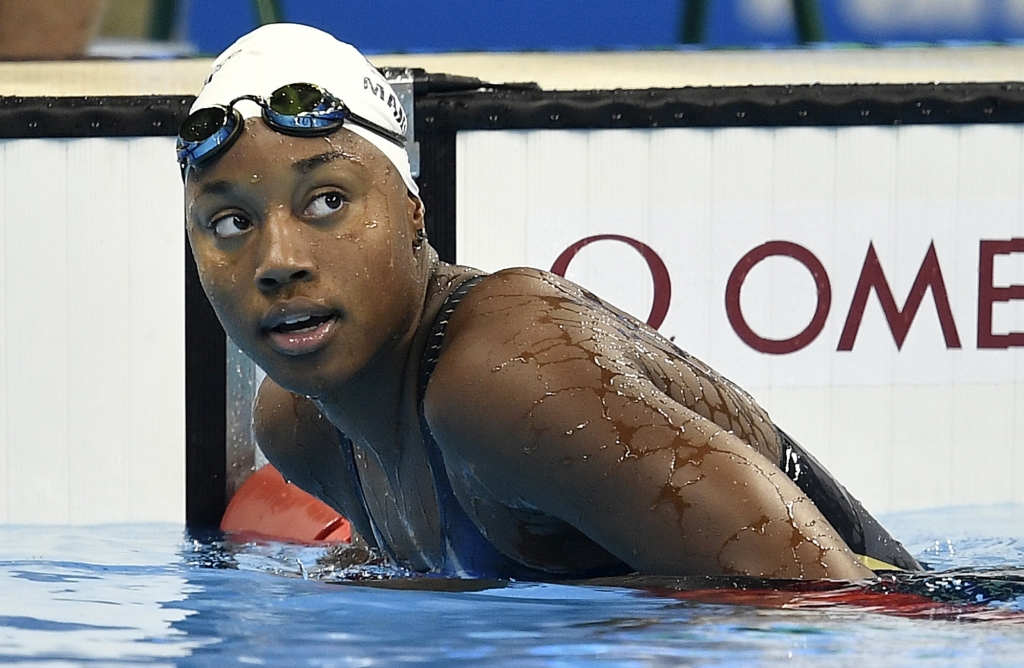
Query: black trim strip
0 95 193 138
415 82 1024 132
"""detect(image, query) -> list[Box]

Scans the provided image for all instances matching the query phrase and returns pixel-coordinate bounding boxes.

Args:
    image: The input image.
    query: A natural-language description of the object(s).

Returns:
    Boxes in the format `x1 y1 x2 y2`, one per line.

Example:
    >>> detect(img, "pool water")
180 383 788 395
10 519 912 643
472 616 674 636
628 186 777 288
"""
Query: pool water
1 505 1023 666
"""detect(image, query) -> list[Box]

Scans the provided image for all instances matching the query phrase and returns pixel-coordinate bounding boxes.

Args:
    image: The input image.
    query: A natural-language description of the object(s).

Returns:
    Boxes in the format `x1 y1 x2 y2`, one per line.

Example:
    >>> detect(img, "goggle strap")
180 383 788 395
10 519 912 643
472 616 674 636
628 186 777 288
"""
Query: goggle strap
343 111 408 148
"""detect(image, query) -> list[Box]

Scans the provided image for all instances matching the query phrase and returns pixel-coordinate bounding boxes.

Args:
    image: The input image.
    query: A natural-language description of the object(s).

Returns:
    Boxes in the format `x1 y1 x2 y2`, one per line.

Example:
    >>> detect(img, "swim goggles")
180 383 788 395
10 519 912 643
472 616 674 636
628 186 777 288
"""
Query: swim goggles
176 82 407 172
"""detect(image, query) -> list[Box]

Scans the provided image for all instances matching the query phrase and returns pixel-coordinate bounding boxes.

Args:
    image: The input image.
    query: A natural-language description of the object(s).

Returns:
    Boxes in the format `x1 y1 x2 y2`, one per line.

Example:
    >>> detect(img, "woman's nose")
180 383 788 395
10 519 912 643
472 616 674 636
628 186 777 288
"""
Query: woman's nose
254 217 315 292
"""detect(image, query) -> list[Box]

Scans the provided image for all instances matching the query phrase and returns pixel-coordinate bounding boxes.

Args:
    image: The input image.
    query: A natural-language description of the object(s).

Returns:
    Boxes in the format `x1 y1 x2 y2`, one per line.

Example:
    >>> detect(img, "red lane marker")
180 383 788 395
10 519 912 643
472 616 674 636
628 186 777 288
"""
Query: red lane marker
220 464 352 545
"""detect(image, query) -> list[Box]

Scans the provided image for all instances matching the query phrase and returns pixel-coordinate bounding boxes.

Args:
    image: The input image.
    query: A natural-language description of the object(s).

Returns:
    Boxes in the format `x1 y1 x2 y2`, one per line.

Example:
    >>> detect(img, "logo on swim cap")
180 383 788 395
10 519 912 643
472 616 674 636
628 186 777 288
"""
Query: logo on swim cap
205 48 243 85
363 76 407 134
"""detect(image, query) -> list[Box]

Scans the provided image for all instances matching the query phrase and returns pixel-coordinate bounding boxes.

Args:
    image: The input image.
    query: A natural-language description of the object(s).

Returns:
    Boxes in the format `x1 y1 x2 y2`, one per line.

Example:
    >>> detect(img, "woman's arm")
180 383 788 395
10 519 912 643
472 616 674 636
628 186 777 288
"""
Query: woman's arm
427 270 873 579
253 377 376 547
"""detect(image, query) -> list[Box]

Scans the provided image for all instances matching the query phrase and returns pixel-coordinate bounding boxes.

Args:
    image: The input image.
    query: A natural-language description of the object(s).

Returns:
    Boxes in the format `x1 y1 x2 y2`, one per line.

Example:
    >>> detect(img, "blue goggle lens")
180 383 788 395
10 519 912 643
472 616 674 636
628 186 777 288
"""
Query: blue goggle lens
176 105 241 169
268 82 329 115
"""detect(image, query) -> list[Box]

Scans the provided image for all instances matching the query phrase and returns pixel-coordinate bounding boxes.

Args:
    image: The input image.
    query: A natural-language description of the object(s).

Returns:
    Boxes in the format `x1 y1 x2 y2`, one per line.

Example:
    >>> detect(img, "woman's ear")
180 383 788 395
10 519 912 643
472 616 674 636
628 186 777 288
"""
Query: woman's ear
407 194 427 248
407 193 425 227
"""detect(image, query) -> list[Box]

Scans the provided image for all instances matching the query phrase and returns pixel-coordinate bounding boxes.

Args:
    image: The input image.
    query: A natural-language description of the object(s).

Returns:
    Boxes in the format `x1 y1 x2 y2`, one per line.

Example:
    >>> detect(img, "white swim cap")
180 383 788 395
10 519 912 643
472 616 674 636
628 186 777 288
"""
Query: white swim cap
191 23 418 196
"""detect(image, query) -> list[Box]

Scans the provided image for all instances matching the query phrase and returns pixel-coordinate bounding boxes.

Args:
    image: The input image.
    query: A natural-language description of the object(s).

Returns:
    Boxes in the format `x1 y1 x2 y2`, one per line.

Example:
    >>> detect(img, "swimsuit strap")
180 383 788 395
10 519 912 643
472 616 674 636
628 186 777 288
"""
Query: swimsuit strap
418 274 486 400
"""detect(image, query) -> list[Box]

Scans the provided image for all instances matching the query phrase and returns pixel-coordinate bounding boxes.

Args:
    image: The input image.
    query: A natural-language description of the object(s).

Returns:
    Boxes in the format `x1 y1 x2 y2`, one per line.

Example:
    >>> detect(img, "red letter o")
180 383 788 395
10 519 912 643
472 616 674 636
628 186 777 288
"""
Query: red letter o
725 241 831 355
551 234 672 329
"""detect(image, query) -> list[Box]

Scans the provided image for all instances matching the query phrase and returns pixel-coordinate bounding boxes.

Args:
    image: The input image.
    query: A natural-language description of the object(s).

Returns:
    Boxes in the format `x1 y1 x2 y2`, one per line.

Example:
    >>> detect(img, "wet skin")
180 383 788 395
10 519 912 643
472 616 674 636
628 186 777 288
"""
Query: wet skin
186 119 873 580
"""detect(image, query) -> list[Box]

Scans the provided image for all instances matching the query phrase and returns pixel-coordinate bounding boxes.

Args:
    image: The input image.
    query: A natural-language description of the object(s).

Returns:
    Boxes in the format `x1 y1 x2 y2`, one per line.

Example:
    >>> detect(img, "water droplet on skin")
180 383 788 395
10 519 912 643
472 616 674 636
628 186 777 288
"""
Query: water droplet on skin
251 174 261 183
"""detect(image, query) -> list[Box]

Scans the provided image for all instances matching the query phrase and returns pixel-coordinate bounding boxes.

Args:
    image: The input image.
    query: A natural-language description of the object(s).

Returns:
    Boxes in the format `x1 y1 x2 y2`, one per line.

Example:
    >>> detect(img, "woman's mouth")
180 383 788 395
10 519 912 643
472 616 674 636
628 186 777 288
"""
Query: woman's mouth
265 313 338 356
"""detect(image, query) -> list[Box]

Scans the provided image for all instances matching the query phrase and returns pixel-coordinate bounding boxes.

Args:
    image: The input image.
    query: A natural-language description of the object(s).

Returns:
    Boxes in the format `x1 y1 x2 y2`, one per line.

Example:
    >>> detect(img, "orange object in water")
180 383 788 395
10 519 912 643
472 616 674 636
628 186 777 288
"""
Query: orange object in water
220 464 352 544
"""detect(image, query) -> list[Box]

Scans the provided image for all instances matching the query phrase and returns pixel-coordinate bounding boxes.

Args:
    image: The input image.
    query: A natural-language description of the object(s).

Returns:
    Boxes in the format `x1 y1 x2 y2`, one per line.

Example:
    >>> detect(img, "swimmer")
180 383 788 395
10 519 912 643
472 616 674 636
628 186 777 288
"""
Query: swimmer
181 24 920 580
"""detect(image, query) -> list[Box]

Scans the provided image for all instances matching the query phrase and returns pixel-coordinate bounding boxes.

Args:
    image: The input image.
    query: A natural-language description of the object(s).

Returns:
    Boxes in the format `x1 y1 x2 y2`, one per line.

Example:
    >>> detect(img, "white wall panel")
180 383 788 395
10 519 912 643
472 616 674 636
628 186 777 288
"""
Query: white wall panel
523 131 590 275
457 125 1024 512
4 140 71 523
66 138 131 523
125 138 186 523
650 130 714 353
1015 383 1024 504
708 128 777 388
0 137 183 524
567 130 653 317
456 131 528 273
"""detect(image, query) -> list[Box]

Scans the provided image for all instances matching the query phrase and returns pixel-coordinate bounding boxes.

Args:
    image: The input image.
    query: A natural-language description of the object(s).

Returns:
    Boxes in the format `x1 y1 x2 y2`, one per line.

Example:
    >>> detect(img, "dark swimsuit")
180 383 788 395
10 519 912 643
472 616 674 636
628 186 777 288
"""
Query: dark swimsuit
778 430 922 571
338 275 921 578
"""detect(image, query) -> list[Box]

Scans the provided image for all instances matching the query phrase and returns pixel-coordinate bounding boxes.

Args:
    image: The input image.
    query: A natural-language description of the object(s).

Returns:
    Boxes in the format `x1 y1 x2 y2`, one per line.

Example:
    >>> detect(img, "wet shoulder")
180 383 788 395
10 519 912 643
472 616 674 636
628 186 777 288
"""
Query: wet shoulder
423 266 635 419
441 266 613 361
432 266 782 462
420 266 629 502
451 266 636 325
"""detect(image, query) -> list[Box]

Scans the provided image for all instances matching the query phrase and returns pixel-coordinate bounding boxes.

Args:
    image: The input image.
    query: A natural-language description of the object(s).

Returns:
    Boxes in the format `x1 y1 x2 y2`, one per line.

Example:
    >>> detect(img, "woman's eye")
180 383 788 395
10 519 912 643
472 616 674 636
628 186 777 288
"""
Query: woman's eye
304 191 345 218
210 214 253 238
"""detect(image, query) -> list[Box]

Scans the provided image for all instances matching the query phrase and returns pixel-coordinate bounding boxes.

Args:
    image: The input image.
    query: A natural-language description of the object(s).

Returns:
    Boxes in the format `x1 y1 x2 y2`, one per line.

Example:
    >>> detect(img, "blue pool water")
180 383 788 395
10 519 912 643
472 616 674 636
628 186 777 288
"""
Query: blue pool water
2 505 1024 666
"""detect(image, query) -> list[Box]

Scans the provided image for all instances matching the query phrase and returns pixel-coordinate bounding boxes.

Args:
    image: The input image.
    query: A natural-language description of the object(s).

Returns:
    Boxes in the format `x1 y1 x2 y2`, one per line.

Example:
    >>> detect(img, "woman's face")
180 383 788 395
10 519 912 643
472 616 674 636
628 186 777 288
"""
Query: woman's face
185 119 425 396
